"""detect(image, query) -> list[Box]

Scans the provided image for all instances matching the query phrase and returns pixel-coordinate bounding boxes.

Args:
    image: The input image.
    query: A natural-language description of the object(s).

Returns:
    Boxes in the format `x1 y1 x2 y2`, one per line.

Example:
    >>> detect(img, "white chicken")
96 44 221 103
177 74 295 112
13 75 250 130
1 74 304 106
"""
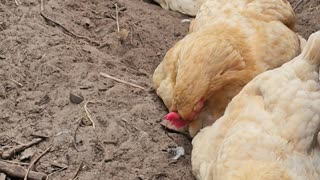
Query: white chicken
191 31 320 180
153 0 205 16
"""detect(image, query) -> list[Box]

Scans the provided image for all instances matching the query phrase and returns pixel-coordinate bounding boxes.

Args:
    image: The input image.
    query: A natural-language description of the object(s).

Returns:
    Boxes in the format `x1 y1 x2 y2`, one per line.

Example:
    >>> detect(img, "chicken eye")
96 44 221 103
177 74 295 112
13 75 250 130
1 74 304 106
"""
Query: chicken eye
193 99 205 112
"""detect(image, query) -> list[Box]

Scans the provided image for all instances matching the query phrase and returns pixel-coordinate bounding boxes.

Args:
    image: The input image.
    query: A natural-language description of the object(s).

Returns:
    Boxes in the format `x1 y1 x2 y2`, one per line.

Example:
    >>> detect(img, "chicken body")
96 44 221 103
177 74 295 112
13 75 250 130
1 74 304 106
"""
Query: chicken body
192 31 320 180
153 0 205 16
153 0 301 136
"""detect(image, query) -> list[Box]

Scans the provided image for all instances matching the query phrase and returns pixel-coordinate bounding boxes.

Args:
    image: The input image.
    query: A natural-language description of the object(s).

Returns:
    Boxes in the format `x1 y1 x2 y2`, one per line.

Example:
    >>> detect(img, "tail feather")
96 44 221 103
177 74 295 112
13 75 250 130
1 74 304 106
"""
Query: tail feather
301 31 320 65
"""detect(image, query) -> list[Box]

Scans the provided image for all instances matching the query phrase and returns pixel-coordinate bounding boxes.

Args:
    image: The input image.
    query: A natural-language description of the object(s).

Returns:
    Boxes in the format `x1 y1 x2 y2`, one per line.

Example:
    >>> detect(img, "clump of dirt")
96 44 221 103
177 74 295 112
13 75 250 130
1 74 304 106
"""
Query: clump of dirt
0 0 319 180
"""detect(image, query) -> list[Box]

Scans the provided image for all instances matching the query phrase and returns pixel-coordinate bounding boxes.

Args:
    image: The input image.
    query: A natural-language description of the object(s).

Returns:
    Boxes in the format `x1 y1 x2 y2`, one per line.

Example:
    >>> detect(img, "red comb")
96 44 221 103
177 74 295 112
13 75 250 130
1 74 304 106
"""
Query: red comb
165 112 187 128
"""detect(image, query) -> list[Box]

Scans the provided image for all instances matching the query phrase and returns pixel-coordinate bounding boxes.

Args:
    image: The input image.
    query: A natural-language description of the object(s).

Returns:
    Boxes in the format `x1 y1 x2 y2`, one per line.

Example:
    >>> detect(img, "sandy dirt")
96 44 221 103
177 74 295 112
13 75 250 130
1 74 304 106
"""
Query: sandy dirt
0 0 319 179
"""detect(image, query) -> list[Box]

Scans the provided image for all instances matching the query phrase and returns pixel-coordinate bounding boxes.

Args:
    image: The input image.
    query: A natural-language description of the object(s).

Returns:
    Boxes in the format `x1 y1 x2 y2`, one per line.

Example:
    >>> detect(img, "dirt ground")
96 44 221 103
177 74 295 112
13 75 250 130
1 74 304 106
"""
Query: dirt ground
0 0 319 179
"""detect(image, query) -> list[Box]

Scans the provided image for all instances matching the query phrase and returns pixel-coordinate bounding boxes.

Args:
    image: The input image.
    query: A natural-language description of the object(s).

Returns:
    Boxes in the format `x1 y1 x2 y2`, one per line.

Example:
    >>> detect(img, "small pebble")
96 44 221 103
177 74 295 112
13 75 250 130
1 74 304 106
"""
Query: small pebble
69 93 84 104
19 148 34 161
174 32 181 37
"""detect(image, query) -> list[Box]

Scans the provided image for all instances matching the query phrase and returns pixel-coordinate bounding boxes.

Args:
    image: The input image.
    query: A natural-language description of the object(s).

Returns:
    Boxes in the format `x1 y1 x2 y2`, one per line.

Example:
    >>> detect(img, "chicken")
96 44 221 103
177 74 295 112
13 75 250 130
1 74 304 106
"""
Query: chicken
153 0 303 137
191 31 320 180
153 0 205 16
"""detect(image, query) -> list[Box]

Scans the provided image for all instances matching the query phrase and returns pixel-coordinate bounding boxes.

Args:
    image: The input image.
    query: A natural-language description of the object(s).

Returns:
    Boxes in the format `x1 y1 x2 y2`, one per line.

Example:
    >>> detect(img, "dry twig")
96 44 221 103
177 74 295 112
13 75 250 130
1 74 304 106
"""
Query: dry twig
82 104 106 154
84 102 96 129
181 19 192 23
2 160 29 166
24 145 52 180
137 32 144 45
121 118 140 131
293 0 304 10
14 0 22 6
9 79 23 87
50 162 67 169
30 134 50 139
73 118 82 151
45 166 67 180
100 72 146 91
115 3 120 33
103 140 118 145
11 139 23 145
105 14 116 20
0 138 44 159
71 160 84 180
0 161 46 180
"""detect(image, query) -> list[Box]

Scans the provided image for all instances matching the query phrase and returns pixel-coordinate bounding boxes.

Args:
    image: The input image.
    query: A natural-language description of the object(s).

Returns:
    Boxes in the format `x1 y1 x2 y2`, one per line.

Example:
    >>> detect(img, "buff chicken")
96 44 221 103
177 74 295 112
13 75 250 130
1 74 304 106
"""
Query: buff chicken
153 0 304 136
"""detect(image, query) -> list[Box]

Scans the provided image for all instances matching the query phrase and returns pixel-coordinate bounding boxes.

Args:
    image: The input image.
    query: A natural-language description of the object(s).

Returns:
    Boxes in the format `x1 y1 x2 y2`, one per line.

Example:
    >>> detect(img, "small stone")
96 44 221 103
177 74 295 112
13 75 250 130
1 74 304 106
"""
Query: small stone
104 148 114 163
69 93 84 104
36 94 50 105
174 32 181 37
156 52 161 56
83 17 94 29
104 158 113 163
19 148 34 161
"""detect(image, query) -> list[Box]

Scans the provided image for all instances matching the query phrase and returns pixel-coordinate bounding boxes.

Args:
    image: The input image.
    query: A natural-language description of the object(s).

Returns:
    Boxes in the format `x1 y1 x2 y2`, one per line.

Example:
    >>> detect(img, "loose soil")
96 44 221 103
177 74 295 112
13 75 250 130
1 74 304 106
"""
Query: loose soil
0 0 319 179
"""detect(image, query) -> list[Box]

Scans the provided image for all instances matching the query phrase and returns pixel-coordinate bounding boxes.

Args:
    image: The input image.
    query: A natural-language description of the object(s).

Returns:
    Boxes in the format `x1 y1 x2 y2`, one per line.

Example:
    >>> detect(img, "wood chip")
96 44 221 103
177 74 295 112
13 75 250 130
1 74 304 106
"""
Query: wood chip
0 138 44 160
100 72 146 91
0 161 47 180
